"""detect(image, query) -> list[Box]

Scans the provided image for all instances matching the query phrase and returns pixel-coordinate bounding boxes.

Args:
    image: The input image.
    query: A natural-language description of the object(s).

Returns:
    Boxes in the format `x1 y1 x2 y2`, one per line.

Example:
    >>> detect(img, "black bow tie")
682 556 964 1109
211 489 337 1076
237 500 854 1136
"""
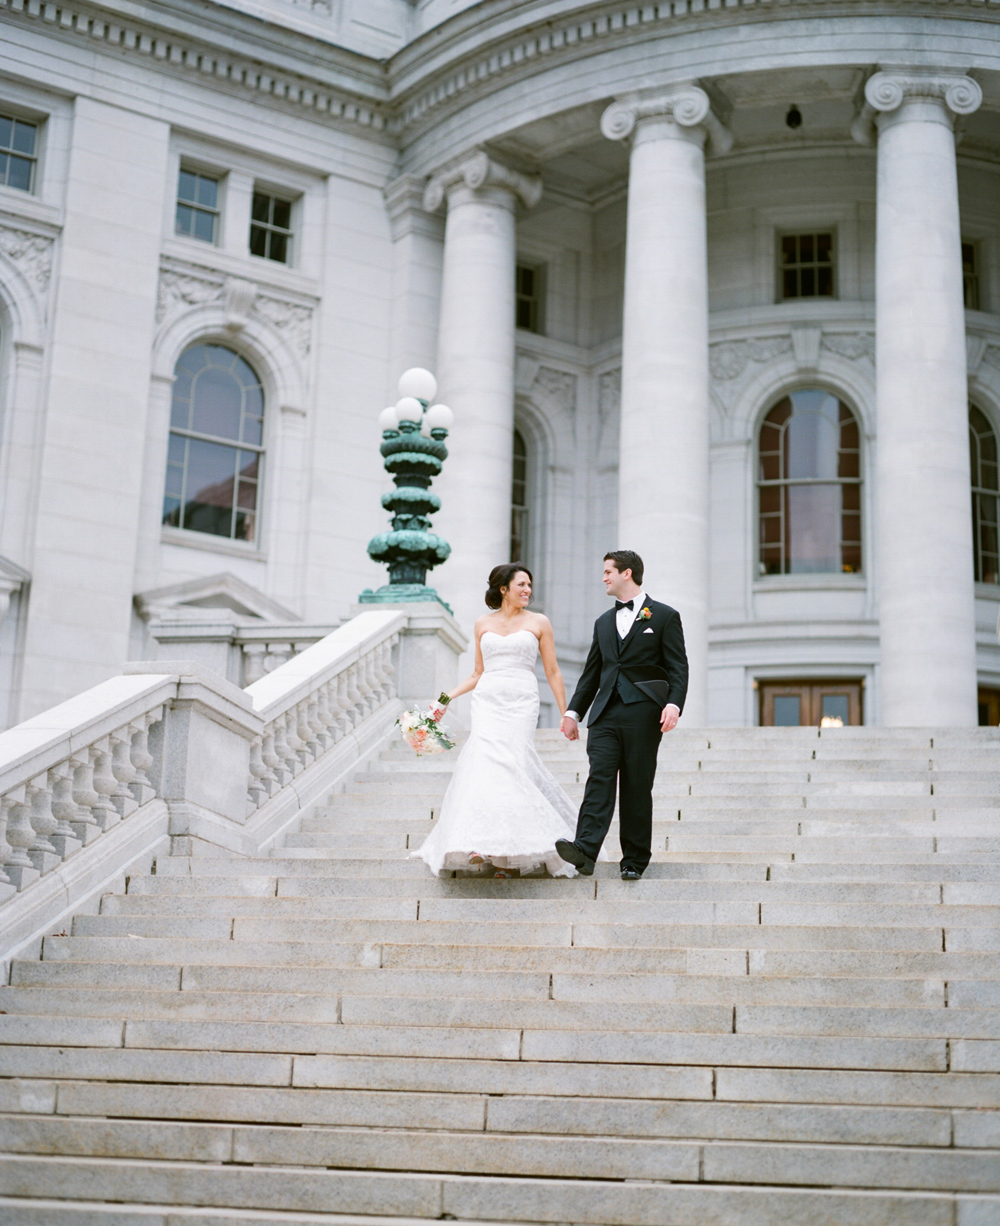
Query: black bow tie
615 599 634 611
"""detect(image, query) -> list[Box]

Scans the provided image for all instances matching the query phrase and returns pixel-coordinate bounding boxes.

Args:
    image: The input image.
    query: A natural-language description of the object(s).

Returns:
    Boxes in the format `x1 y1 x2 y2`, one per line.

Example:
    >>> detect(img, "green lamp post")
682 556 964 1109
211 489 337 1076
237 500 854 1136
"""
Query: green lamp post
359 367 455 608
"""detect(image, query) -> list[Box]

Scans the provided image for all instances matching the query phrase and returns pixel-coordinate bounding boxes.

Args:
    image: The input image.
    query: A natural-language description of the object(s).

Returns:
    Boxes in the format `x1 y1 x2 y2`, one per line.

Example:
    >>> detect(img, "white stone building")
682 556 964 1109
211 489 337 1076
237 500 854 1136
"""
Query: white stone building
0 0 998 730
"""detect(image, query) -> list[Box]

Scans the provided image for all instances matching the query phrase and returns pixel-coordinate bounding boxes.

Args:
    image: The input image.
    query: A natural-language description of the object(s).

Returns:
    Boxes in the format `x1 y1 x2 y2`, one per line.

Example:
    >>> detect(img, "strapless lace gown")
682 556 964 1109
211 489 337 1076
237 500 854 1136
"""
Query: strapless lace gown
411 629 579 877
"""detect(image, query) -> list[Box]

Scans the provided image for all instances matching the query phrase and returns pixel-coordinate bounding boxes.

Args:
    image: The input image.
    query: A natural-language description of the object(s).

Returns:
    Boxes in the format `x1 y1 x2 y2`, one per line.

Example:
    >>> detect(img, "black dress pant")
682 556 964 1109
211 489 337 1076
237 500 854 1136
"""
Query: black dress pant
574 690 662 872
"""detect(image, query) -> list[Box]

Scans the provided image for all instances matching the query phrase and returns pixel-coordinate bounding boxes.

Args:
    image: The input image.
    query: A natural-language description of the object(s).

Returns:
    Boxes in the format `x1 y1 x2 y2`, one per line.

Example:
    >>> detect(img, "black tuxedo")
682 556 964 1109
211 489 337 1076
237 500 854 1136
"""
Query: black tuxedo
567 598 688 873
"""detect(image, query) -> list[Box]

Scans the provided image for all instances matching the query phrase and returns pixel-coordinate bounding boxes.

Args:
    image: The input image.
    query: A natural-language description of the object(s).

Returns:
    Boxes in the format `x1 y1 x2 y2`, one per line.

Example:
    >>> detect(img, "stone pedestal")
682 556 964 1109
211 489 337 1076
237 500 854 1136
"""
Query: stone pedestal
602 89 729 726
424 152 541 654
864 72 982 725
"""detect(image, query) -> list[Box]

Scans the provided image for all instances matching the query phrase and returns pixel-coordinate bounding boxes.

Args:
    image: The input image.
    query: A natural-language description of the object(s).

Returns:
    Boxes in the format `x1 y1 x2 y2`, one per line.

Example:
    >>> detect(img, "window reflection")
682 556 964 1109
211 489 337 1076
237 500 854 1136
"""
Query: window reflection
758 389 862 575
163 344 264 543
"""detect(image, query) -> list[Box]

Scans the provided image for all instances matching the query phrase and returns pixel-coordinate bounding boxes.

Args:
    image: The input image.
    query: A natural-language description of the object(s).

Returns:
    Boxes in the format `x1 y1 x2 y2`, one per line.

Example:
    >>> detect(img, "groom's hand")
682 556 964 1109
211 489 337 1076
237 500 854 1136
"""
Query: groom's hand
560 714 579 741
660 703 680 732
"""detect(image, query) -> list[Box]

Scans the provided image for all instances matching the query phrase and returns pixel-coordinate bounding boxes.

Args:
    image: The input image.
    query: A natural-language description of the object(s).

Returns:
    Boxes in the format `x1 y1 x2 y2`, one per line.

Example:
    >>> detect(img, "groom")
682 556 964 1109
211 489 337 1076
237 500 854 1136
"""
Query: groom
556 550 689 881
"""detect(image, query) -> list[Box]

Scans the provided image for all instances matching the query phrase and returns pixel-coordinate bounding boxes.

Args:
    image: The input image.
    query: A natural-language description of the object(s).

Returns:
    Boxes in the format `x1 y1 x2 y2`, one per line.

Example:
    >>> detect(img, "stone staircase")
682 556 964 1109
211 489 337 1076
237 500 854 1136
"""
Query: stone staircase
0 725 998 1225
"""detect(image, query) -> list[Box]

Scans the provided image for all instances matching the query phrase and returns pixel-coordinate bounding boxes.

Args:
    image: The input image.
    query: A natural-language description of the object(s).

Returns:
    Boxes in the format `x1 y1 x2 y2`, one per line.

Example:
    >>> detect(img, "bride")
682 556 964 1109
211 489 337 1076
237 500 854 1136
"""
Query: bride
410 563 580 878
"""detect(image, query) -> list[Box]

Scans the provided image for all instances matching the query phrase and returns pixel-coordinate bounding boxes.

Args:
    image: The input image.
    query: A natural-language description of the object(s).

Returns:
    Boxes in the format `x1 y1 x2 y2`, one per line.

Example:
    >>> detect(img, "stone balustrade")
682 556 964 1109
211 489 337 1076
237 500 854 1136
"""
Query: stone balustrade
143 617 340 687
0 602 466 968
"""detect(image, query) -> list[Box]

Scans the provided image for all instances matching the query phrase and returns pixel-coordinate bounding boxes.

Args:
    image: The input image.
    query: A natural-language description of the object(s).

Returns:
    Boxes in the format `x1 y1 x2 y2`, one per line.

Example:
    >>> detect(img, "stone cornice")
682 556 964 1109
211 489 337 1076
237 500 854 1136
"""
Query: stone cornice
2 0 998 155
851 68 983 144
600 85 733 156
0 0 393 137
422 149 543 212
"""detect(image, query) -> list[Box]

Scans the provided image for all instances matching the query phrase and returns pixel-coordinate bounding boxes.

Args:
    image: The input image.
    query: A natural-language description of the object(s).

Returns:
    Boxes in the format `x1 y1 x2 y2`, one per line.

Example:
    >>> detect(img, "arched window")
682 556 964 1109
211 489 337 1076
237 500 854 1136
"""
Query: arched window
163 344 264 543
970 404 999 584
510 427 529 563
758 388 861 575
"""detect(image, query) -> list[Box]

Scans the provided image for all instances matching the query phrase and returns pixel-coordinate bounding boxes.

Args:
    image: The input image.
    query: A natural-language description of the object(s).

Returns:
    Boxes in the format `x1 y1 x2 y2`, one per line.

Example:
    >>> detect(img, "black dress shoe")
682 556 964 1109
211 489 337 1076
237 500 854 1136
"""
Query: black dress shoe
555 839 595 877
620 867 642 881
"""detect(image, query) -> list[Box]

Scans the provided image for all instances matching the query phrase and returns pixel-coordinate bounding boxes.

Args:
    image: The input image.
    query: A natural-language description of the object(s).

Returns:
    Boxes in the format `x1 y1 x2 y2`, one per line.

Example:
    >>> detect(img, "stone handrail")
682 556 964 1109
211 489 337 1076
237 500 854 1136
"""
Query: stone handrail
0 603 466 968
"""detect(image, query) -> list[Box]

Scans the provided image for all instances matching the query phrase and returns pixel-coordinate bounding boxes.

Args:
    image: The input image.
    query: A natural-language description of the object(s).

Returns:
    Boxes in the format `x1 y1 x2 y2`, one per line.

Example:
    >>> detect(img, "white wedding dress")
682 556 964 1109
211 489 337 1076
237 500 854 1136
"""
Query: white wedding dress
411 629 579 877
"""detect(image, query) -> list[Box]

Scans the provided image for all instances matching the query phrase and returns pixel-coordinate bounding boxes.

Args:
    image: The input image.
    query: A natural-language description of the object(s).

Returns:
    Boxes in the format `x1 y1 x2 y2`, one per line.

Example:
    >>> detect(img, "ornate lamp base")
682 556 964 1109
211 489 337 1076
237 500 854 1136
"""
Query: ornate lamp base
358 584 452 612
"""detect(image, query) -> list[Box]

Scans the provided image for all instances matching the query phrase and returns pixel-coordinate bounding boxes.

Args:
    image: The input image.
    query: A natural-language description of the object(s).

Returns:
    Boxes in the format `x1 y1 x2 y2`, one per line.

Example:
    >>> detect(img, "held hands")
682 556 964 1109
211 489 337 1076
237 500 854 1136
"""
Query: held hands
660 703 680 733
560 714 579 741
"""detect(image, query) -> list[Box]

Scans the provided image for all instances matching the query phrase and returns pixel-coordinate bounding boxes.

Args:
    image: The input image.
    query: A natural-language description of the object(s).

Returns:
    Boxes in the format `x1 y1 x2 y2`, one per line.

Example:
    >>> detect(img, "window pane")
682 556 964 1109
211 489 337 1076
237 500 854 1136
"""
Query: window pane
817 266 833 296
0 117 10 147
268 231 288 264
801 267 815 297
178 170 197 203
816 233 832 262
783 269 797 299
800 234 814 262
821 694 849 725
190 366 243 440
785 394 841 480
175 204 193 236
249 224 268 258
182 438 237 537
786 483 841 572
12 120 36 154
7 156 31 192
196 175 218 208
781 235 796 265
251 192 271 223
272 198 292 230
193 209 215 244
774 695 801 726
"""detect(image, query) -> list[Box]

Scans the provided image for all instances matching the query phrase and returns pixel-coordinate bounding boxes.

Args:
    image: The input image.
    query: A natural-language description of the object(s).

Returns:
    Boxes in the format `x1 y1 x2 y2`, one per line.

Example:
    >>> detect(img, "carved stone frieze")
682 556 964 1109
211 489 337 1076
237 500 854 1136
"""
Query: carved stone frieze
533 367 576 416
156 266 314 361
253 293 314 360
597 368 621 448
709 336 792 382
822 332 875 363
0 224 54 298
156 269 224 324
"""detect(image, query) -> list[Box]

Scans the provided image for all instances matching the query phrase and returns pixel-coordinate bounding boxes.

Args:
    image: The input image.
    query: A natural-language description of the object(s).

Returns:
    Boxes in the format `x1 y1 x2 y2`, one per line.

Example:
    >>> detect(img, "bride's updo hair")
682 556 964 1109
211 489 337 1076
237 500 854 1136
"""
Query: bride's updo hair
485 562 533 610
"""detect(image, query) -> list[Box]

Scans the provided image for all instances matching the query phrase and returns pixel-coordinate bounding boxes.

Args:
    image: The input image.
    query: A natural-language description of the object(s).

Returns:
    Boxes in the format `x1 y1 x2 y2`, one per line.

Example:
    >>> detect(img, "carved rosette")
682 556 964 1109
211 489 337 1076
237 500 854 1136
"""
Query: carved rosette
0 224 55 298
600 85 732 155
423 149 542 213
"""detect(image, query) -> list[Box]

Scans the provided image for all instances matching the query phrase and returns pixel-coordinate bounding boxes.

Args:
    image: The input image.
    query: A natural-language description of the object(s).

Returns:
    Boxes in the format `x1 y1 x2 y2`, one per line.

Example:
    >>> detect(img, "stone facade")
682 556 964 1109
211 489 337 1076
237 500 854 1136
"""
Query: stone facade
0 0 998 727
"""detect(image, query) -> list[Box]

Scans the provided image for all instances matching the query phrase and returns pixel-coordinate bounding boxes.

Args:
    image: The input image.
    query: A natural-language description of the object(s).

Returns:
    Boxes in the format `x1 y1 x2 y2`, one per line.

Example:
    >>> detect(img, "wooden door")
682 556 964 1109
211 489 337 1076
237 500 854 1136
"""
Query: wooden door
978 688 1000 727
759 679 864 727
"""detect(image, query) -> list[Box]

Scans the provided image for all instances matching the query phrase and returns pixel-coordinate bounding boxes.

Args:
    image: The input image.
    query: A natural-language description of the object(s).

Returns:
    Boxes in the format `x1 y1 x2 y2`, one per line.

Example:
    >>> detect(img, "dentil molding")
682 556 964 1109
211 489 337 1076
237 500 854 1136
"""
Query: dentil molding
601 85 733 156
422 149 542 213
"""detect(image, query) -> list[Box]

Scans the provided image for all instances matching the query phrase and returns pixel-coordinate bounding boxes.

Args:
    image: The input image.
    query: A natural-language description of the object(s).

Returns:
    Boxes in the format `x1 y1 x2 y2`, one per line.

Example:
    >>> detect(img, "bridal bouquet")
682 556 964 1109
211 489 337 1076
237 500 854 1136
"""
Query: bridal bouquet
397 706 455 756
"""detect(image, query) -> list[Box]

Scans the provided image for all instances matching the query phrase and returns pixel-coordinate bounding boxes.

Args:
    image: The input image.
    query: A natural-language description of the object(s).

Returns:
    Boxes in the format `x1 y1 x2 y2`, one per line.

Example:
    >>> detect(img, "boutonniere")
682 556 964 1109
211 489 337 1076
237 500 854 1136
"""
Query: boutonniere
639 607 652 621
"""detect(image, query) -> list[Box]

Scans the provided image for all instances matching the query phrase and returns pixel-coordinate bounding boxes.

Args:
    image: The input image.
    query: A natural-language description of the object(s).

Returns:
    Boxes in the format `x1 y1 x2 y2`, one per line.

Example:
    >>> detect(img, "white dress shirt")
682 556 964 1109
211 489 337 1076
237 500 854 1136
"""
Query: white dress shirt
564 592 645 723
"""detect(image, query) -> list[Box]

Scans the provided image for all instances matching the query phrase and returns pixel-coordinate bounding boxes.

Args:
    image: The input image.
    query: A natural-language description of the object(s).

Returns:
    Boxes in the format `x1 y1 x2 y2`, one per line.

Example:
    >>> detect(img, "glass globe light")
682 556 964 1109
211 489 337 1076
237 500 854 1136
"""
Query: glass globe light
395 396 423 424
397 367 438 403
424 403 454 430
378 406 398 431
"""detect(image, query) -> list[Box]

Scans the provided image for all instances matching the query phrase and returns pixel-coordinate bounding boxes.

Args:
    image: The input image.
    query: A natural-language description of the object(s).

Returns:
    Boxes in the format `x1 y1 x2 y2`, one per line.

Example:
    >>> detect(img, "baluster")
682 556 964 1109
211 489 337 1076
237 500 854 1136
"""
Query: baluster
314 683 335 749
261 727 284 790
67 752 101 845
284 709 306 772
357 654 375 714
247 736 270 812
90 742 121 831
26 773 61 875
0 793 15 895
2 789 39 890
271 715 297 780
297 699 319 762
379 639 396 702
334 672 353 735
346 665 363 727
110 729 138 817
266 642 293 673
129 711 158 804
47 764 83 860
242 643 268 686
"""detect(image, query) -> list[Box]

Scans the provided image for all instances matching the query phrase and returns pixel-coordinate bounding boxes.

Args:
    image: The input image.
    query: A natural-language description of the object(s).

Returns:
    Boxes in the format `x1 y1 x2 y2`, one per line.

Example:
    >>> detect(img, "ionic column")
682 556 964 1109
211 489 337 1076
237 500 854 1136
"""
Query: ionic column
860 72 982 725
602 87 730 726
423 152 541 652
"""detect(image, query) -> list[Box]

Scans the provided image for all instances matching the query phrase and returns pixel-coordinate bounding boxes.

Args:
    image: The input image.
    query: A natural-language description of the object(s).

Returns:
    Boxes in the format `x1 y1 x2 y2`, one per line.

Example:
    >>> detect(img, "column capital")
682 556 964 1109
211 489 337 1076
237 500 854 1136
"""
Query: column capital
600 85 733 156
851 69 982 145
422 149 542 214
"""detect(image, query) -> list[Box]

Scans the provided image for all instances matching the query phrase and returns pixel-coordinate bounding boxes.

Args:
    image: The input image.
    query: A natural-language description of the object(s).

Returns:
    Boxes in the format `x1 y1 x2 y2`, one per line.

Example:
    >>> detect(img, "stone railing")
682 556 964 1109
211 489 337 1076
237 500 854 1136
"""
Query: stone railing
144 616 339 688
0 603 466 968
